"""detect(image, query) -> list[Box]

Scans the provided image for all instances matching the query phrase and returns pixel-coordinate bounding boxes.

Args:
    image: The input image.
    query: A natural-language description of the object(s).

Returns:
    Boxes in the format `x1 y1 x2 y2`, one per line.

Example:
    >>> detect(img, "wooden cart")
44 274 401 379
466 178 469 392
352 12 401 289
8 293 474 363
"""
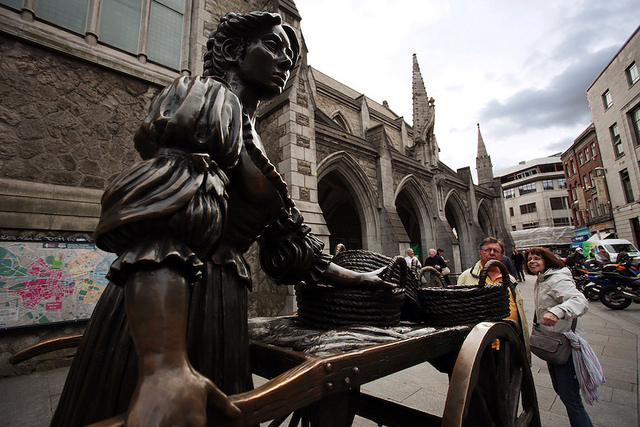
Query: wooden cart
11 317 539 426
216 316 540 426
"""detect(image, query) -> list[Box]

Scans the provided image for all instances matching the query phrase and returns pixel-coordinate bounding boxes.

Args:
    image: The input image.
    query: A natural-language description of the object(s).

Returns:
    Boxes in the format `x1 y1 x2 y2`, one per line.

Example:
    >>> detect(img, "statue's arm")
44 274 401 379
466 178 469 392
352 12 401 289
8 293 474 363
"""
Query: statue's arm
322 262 389 289
259 208 390 289
123 265 240 426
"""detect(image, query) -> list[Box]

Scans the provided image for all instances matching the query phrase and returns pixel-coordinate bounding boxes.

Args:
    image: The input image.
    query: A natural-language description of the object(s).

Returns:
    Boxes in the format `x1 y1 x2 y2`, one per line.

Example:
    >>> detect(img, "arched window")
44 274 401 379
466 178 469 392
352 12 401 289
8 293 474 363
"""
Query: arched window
331 112 351 133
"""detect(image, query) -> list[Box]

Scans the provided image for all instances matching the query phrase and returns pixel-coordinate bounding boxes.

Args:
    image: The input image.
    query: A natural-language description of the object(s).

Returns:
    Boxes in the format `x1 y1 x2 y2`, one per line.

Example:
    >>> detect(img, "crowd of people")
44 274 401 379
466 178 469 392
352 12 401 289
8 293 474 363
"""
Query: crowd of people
404 237 598 426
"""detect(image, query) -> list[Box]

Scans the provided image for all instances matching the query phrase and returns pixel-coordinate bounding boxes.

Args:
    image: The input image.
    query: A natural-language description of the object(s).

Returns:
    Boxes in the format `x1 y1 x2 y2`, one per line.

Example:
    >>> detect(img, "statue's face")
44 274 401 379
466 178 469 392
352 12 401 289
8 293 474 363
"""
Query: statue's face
237 25 294 98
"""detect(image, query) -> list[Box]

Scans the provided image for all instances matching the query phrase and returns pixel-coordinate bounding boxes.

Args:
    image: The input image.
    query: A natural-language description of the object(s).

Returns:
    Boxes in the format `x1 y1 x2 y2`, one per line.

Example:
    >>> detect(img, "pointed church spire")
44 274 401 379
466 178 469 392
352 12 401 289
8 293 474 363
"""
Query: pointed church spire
476 123 494 185
412 54 438 166
412 53 429 139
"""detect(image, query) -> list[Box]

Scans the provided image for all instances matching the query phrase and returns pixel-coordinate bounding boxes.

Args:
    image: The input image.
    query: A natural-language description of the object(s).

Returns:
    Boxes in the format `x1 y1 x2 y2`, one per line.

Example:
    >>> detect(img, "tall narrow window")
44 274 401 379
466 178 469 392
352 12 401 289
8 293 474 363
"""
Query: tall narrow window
602 90 612 109
591 141 597 157
589 171 594 187
509 207 514 217
147 0 185 69
100 0 142 55
620 169 635 203
31 0 89 35
630 105 640 146
99 0 185 70
610 123 623 157
584 148 590 162
578 152 583 165
627 62 639 86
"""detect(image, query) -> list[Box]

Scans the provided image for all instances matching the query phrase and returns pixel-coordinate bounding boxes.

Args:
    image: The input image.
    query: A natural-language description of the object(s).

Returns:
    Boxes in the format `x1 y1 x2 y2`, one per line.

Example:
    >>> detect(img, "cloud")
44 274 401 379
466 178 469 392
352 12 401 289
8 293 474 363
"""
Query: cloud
478 45 618 133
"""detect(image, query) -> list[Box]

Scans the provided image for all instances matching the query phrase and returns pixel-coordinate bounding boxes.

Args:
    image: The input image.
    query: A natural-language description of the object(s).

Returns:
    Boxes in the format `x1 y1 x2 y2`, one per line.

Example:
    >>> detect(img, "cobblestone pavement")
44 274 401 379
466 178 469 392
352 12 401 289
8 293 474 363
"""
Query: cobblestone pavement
1 275 638 426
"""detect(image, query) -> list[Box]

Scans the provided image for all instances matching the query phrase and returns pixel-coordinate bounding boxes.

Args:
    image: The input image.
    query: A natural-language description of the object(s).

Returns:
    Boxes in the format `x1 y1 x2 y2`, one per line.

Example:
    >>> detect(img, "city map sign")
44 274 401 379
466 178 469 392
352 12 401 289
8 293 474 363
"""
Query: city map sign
0 239 116 330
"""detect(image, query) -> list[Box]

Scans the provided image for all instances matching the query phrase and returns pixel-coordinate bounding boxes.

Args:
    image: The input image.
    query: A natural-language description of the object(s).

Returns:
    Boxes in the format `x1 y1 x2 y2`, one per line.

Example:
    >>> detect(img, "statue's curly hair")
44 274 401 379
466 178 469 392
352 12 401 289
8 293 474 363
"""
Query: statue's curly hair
203 11 300 79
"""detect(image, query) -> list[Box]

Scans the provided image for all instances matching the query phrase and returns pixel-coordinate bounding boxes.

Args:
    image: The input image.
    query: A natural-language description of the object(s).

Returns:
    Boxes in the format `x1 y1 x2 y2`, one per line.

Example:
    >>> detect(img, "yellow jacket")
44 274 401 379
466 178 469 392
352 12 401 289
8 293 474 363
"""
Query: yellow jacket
458 260 531 365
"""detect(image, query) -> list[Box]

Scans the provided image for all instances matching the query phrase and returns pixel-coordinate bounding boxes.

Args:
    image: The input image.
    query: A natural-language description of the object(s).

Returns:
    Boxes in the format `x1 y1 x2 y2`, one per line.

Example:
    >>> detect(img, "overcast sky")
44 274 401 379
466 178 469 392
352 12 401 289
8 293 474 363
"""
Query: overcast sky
295 0 640 181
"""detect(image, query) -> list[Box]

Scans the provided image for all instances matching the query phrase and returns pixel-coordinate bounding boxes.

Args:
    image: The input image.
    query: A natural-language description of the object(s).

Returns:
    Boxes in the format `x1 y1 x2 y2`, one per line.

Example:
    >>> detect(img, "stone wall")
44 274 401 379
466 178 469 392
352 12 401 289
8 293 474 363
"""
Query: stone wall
0 34 159 189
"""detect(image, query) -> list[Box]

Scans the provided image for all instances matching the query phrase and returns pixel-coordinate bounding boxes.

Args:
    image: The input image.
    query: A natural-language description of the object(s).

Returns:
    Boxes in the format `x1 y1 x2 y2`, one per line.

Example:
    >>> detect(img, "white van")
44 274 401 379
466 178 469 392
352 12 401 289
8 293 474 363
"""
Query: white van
597 239 640 263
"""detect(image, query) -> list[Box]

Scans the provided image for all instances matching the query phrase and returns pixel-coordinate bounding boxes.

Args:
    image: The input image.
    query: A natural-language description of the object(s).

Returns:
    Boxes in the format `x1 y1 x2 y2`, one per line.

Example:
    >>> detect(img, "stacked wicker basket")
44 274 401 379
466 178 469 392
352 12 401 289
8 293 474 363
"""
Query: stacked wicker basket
295 252 510 330
295 250 409 330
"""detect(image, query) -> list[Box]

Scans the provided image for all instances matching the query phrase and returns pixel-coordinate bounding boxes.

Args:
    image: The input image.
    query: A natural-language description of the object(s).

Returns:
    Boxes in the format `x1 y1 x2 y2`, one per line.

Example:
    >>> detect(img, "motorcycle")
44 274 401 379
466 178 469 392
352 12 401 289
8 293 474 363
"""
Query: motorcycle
571 260 609 301
575 271 612 301
598 262 640 310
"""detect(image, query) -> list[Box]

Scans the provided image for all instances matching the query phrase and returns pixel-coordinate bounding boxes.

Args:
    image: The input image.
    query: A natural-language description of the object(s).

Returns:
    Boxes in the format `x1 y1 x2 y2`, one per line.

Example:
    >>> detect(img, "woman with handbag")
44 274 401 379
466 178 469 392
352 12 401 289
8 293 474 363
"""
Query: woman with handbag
525 247 594 427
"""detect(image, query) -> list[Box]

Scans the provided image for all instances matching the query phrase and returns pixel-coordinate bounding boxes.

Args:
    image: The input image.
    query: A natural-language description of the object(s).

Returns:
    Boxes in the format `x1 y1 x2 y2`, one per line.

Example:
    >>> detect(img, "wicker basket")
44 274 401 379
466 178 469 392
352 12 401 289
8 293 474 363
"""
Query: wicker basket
418 259 511 326
295 249 409 330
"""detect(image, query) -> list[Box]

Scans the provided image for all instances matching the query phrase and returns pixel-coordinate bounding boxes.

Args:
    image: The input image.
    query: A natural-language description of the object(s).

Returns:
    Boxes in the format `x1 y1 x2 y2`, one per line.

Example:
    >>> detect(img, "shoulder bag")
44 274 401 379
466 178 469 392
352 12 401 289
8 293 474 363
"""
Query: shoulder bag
530 312 577 364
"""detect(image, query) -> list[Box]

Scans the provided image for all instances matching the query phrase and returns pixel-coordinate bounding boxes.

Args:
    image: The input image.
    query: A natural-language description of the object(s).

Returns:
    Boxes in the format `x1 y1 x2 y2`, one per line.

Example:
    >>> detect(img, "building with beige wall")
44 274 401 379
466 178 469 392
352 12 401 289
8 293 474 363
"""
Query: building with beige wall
586 25 640 247
496 155 571 230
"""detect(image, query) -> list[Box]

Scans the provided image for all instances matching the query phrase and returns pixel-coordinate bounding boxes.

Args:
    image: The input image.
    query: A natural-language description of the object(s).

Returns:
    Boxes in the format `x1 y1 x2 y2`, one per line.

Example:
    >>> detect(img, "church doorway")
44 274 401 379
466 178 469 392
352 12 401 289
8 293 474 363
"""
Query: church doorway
396 190 423 262
318 171 363 253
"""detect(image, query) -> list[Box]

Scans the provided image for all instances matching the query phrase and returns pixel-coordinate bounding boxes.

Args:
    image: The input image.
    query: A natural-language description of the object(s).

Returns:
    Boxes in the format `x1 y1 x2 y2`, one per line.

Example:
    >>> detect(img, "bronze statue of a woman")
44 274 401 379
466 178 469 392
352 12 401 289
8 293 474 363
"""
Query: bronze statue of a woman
52 12 389 426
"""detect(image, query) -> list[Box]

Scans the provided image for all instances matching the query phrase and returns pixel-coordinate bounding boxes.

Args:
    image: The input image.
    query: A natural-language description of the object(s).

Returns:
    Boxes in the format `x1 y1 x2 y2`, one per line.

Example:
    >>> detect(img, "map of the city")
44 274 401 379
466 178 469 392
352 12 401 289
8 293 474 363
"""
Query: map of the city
0 241 116 329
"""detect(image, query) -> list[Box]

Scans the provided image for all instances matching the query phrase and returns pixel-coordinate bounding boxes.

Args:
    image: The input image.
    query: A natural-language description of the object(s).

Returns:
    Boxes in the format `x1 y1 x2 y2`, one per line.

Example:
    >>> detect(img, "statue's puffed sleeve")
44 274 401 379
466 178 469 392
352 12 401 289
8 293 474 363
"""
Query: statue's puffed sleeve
134 76 243 171
258 208 331 285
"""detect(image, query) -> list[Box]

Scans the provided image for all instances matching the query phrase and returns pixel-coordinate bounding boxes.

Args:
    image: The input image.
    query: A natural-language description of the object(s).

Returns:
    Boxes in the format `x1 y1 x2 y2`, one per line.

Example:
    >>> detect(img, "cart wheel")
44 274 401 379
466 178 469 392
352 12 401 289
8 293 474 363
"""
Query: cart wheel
442 322 540 427
264 393 355 427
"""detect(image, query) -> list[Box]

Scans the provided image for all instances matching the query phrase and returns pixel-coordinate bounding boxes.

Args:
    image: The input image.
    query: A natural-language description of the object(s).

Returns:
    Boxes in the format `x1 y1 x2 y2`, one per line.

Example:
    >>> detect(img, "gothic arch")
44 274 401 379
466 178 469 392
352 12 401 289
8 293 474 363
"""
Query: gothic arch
395 174 436 259
443 189 469 239
330 111 352 134
317 151 381 252
477 198 498 237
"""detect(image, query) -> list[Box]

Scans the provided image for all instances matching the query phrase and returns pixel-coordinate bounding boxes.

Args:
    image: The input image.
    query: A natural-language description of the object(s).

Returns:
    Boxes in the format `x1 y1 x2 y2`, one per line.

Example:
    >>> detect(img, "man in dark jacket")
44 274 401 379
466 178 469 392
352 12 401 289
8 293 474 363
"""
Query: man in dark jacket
511 249 525 282
565 247 586 267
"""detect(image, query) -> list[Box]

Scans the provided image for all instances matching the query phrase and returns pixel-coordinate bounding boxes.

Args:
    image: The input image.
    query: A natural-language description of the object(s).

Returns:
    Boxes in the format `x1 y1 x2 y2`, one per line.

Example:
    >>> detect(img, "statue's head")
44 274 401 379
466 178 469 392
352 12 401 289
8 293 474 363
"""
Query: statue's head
203 12 300 98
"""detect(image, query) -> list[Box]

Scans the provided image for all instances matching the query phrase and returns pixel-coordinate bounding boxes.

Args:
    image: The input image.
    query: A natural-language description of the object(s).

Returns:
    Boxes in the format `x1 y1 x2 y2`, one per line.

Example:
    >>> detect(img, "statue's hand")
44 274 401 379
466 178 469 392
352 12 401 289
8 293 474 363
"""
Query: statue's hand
126 363 241 427
359 266 397 290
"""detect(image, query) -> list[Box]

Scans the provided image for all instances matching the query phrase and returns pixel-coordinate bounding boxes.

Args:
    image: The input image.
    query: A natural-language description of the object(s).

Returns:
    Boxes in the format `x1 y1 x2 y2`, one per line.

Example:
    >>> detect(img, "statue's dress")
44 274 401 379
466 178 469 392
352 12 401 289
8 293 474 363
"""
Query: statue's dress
52 77 330 426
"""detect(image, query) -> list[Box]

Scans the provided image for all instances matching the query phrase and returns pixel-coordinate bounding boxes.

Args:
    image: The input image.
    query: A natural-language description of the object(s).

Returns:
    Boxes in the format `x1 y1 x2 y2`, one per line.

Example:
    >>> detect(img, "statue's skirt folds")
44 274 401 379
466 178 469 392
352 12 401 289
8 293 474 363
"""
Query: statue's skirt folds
51 262 251 427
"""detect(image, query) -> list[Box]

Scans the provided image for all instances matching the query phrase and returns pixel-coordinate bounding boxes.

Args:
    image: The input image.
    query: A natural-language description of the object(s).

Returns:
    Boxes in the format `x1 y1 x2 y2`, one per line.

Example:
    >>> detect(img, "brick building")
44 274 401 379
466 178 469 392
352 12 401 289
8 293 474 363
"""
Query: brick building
561 123 614 237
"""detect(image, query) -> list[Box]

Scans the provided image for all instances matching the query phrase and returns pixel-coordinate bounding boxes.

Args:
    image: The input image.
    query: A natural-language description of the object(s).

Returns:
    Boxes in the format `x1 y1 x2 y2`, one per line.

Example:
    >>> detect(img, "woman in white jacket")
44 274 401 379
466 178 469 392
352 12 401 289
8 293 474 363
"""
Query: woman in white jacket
524 247 593 427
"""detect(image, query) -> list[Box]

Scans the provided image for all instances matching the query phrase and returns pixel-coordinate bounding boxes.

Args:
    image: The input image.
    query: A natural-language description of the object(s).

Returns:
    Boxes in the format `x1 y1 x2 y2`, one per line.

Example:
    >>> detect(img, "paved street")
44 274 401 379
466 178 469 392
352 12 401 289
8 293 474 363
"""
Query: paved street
353 274 640 426
0 274 638 426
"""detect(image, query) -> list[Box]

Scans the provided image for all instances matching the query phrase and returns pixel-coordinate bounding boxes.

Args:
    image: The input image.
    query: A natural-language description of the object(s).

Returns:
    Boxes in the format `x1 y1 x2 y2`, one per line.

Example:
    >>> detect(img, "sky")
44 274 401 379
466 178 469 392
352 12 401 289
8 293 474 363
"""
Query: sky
294 0 640 181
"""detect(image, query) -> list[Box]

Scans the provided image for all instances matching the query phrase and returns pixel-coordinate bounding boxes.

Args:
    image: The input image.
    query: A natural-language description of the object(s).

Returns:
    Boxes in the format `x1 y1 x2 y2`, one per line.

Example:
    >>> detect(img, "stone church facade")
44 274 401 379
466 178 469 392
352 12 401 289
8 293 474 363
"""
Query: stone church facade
0 0 510 374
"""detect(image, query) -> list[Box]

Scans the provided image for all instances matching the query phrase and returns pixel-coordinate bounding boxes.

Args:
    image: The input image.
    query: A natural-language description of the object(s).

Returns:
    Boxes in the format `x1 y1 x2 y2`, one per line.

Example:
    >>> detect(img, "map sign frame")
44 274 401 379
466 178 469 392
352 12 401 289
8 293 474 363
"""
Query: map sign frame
0 239 116 330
